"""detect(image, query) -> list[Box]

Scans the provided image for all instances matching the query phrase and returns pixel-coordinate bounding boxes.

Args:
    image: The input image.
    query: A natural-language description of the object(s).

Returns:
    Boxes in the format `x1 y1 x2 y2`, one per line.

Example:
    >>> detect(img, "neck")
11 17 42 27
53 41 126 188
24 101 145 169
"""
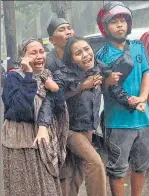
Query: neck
110 40 126 50
56 47 64 58
33 69 44 74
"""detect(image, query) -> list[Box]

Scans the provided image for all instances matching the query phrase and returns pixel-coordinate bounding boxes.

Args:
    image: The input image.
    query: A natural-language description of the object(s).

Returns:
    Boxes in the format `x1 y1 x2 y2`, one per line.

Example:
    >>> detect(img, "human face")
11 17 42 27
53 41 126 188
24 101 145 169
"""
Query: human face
50 24 75 48
107 17 128 40
71 40 94 71
25 41 46 72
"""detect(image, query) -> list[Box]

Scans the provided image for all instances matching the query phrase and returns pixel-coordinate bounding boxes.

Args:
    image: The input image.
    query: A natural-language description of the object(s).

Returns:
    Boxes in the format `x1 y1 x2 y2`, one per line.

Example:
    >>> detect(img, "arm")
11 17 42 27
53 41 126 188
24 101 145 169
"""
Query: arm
2 71 37 119
128 45 149 105
44 78 59 92
139 72 149 101
65 74 102 100
37 91 55 127
108 85 136 112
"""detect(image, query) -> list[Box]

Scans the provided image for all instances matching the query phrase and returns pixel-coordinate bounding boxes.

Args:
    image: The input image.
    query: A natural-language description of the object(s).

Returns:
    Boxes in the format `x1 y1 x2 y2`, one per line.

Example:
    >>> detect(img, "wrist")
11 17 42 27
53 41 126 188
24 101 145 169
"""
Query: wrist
79 83 85 91
139 96 147 102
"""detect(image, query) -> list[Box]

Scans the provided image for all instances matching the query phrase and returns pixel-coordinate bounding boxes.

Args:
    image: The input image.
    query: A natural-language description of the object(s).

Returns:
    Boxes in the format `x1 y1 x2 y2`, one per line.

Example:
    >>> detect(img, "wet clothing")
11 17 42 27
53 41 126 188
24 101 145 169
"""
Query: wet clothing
46 49 65 74
96 39 149 178
38 65 102 132
105 127 149 178
41 49 107 196
2 69 68 196
2 72 37 123
96 40 149 129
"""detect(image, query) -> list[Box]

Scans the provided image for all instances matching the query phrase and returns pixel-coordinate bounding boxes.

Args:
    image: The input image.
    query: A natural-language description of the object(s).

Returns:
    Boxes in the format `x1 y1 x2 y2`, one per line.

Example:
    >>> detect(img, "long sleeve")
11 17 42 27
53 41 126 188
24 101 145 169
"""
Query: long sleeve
96 58 136 111
108 85 136 112
37 89 65 127
2 71 37 122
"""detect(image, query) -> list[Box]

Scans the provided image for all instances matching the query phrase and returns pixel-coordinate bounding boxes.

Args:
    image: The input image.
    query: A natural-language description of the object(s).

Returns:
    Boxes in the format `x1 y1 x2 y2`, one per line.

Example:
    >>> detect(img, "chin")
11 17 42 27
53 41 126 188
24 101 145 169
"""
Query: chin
34 67 44 73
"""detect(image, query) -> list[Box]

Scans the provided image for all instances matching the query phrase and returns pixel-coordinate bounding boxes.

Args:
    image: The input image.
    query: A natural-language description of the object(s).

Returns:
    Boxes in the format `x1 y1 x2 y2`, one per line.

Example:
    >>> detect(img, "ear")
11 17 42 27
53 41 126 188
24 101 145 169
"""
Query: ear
49 37 55 45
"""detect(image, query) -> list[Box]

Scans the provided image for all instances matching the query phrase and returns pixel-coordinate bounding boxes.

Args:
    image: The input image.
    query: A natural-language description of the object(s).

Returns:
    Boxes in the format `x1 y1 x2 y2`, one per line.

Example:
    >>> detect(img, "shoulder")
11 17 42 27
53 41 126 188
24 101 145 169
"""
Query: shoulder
129 40 144 49
46 51 56 65
45 49 63 73
7 70 23 80
95 44 109 60
130 39 142 45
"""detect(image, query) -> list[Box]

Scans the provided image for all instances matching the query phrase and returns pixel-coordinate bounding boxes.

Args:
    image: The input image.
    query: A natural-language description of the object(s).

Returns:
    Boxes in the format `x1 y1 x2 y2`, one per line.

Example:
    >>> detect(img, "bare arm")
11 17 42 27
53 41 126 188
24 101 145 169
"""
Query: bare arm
140 72 149 101
44 77 59 92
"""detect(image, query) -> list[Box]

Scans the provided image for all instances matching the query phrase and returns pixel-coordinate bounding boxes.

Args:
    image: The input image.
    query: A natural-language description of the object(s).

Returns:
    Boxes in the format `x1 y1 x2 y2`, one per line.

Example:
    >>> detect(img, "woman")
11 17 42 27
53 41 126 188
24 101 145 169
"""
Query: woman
37 36 109 196
2 39 68 196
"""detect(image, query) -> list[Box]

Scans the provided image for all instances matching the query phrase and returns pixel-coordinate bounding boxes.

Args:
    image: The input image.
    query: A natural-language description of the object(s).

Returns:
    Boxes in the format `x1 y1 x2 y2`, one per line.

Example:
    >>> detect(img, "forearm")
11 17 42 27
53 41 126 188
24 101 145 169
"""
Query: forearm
140 73 149 100
37 92 54 127
108 85 135 111
44 78 59 92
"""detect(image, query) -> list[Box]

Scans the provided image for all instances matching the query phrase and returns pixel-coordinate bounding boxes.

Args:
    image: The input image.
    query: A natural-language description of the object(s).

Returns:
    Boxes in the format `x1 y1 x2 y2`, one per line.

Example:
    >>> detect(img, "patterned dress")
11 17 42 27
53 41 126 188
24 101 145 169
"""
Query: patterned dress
2 69 69 196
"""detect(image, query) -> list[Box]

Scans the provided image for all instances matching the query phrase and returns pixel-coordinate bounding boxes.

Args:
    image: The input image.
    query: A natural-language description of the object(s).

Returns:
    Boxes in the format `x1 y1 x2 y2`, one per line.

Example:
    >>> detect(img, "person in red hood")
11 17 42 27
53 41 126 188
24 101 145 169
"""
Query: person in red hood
140 31 149 57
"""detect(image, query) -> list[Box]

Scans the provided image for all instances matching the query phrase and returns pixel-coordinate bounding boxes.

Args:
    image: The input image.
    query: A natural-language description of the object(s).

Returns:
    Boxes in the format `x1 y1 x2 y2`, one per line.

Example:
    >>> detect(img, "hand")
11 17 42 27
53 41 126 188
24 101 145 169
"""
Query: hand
106 72 122 86
20 57 34 72
128 96 146 106
44 77 59 92
80 74 102 90
93 73 103 88
136 102 146 112
33 126 52 146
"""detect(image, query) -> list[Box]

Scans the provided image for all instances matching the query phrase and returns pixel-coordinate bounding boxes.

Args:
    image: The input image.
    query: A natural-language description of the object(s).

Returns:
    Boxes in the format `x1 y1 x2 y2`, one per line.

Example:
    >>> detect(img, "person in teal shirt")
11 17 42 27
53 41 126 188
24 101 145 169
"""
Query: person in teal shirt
96 1 149 196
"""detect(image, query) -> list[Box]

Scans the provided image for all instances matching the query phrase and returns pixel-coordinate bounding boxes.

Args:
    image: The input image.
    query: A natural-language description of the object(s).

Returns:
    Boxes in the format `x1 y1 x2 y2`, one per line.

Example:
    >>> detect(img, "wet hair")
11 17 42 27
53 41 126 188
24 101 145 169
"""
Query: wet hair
140 32 149 56
63 36 92 67
47 16 69 37
16 38 43 64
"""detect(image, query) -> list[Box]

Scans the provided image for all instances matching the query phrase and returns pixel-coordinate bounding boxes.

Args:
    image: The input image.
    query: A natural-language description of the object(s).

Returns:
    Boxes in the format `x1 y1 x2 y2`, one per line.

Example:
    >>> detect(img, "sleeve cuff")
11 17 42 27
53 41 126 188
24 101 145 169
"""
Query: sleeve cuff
24 72 35 82
37 122 49 128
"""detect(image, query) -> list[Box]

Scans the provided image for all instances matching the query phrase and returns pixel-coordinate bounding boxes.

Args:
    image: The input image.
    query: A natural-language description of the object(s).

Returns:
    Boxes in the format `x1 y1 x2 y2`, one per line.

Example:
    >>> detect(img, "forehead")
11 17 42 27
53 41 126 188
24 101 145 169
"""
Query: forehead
26 41 43 51
72 40 90 50
56 23 71 31
110 15 126 21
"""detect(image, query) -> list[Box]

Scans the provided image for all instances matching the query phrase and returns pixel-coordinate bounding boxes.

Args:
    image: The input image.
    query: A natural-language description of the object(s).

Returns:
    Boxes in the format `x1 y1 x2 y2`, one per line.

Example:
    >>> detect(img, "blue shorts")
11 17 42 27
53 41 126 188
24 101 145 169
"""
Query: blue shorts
105 127 149 178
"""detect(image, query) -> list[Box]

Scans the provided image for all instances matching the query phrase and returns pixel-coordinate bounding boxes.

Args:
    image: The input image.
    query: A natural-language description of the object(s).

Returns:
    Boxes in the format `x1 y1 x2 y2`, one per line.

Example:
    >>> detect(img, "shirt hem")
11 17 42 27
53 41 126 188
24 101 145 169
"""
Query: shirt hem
106 124 149 129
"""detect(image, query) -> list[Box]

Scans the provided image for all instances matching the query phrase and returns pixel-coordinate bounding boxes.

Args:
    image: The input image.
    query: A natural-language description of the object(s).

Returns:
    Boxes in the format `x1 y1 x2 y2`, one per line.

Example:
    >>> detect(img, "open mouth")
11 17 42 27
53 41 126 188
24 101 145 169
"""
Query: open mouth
84 58 93 64
34 62 44 68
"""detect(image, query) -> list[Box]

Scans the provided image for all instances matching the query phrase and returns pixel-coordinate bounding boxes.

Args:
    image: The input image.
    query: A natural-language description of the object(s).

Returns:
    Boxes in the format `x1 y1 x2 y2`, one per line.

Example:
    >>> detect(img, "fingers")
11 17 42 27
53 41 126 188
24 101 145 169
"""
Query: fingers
93 75 102 86
112 72 122 83
45 135 50 145
33 135 50 146
128 96 146 106
136 103 146 112
115 72 123 76
33 137 38 147
128 96 138 105
94 79 102 86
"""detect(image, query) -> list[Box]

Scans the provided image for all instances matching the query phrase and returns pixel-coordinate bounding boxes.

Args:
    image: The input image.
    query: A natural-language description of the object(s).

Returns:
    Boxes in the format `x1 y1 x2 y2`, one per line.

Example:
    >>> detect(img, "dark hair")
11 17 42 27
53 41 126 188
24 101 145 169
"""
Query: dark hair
47 17 69 37
63 36 91 66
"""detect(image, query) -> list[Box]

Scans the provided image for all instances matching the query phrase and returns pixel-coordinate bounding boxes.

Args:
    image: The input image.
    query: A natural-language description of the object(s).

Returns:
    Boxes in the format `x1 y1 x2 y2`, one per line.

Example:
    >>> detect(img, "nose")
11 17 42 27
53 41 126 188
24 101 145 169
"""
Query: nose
65 28 73 35
82 50 88 58
36 52 43 59
117 21 123 28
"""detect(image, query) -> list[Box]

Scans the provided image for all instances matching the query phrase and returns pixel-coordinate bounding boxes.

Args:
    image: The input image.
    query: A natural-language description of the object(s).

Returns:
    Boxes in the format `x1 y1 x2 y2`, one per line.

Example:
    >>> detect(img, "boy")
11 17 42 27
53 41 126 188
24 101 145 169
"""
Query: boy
96 1 149 196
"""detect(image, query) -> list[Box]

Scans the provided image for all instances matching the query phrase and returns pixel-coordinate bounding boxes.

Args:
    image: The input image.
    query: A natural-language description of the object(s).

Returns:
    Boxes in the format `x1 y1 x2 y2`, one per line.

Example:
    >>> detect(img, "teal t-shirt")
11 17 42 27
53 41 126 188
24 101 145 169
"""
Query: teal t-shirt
96 40 149 129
